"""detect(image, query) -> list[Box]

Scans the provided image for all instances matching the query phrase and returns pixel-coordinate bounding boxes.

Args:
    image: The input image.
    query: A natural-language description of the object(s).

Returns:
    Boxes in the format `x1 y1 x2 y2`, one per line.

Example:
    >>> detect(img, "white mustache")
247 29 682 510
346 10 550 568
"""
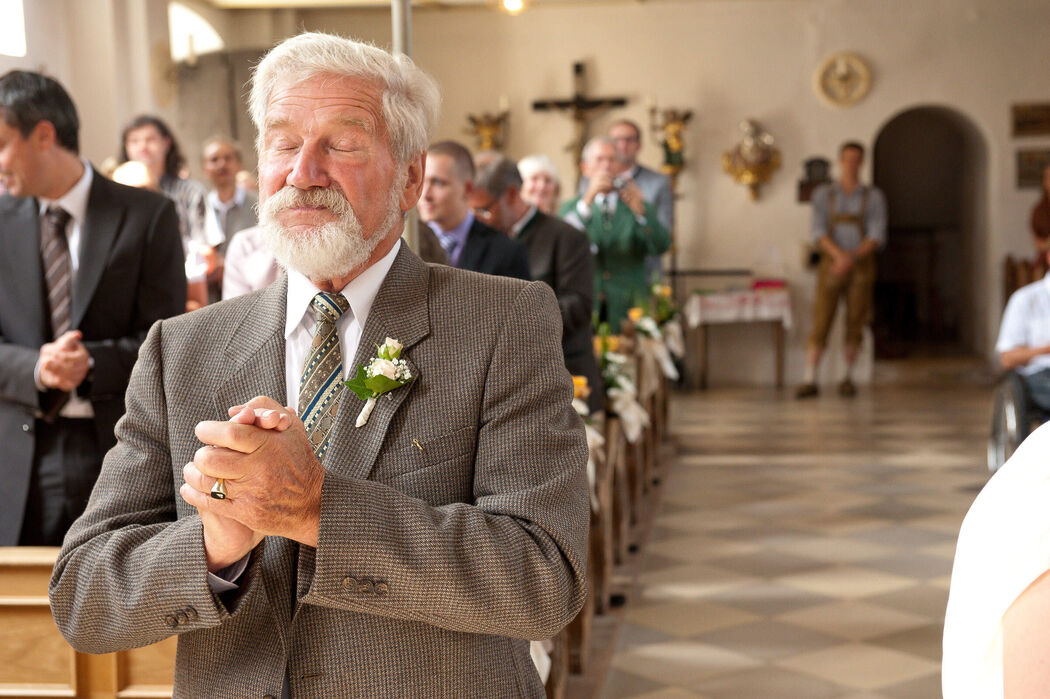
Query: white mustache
262 186 352 219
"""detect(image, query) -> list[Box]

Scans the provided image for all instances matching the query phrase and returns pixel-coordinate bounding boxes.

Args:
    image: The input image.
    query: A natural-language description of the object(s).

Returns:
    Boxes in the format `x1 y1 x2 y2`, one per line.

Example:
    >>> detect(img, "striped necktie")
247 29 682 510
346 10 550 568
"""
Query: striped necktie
298 292 351 460
40 206 73 338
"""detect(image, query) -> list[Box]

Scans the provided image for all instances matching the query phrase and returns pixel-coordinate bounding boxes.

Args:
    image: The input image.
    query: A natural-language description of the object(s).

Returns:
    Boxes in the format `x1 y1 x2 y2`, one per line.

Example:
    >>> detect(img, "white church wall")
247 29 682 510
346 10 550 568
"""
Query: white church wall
295 0 1048 385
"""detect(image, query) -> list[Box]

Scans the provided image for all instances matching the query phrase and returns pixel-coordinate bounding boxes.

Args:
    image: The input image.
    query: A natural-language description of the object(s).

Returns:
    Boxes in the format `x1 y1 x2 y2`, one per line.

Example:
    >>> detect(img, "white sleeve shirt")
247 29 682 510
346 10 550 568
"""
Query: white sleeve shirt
996 276 1050 375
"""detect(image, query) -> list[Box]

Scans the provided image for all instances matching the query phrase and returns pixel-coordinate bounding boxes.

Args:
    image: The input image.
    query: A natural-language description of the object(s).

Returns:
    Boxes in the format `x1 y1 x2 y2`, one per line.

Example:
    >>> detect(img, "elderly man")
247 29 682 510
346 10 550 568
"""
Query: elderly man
50 32 588 697
471 156 604 413
796 141 887 399
563 137 670 332
0 71 185 546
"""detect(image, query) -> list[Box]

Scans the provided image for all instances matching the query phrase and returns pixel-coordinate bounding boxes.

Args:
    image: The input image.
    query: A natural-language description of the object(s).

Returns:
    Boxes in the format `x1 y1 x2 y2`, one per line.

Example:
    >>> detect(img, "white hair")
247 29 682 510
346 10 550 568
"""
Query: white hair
517 153 561 185
250 32 440 164
581 137 615 165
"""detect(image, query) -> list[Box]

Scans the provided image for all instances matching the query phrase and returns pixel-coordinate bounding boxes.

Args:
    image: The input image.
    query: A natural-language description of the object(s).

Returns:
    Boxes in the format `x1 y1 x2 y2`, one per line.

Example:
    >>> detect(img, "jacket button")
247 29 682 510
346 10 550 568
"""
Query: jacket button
21 424 30 432
375 582 389 598
176 610 188 624
358 579 374 595
164 614 178 628
342 576 358 592
185 606 198 621
263 695 276 699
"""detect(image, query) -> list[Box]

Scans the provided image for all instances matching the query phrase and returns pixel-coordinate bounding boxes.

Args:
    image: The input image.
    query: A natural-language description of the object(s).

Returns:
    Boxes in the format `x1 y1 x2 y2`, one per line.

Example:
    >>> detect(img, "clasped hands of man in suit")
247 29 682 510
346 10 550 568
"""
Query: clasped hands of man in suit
179 396 324 574
38 330 90 392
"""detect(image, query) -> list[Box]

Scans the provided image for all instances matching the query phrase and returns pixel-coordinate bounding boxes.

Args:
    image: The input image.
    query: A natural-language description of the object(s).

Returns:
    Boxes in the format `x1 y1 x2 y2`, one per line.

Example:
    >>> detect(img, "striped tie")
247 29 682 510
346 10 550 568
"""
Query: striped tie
40 206 73 338
298 292 351 460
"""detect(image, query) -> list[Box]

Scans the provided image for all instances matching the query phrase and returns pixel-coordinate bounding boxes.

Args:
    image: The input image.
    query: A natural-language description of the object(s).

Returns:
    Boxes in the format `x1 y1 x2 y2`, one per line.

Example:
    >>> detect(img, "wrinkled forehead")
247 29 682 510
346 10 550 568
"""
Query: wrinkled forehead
264 73 386 126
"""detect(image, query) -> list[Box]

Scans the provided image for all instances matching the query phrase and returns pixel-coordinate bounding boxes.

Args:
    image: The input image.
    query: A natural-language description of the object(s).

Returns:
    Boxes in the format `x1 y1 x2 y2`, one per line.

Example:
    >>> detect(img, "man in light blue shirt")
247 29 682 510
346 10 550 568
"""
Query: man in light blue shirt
797 141 887 399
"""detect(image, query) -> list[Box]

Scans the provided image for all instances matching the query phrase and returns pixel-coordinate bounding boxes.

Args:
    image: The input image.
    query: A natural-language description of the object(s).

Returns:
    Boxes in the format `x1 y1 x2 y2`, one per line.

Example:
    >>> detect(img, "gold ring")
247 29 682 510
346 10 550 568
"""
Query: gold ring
210 478 227 500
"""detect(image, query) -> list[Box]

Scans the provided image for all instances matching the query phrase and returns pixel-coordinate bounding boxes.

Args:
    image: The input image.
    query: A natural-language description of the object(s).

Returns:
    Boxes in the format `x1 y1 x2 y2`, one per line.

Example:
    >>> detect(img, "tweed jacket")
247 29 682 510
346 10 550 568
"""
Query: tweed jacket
50 243 589 697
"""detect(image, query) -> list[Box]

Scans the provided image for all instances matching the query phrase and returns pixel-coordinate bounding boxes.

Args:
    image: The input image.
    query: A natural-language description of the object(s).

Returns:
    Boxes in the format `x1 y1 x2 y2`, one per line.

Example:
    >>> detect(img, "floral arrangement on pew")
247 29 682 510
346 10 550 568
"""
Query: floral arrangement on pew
651 283 686 362
626 304 679 384
572 375 604 514
594 327 649 444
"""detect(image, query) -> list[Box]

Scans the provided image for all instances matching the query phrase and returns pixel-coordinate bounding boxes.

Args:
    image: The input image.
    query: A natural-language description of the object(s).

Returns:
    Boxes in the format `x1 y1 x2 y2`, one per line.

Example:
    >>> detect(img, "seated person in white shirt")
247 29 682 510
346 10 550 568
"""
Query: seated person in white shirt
995 257 1050 431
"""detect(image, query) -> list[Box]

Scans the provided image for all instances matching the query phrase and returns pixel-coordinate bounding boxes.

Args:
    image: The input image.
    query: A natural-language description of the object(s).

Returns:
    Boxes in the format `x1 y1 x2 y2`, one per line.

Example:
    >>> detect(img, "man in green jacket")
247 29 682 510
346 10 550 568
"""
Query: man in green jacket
562 137 670 331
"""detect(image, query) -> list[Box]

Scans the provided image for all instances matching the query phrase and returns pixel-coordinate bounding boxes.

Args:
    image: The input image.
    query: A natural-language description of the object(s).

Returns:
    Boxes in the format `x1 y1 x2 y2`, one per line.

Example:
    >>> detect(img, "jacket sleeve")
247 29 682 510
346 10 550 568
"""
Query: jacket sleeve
554 228 595 337
50 320 240 653
308 281 590 640
80 199 186 399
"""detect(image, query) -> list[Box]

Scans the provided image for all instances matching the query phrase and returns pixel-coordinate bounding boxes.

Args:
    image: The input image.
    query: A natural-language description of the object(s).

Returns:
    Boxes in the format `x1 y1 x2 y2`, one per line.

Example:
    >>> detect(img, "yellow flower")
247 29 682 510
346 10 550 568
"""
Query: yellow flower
627 307 645 322
659 285 673 298
571 375 590 399
606 335 622 352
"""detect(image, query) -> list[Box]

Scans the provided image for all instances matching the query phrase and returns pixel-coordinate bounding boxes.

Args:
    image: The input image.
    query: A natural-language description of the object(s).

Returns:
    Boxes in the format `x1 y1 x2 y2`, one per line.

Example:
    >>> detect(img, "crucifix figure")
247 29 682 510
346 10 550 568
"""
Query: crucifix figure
532 62 628 179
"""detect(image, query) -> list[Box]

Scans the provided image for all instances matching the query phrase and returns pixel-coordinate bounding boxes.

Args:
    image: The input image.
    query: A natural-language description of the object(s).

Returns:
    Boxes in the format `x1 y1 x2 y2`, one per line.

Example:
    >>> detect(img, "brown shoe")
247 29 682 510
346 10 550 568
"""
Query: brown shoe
795 383 819 399
838 379 857 397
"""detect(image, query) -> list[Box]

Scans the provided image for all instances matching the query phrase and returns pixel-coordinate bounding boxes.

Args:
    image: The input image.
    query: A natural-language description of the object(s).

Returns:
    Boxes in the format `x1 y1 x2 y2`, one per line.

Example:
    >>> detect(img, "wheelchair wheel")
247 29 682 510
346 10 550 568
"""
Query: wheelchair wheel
988 373 1038 475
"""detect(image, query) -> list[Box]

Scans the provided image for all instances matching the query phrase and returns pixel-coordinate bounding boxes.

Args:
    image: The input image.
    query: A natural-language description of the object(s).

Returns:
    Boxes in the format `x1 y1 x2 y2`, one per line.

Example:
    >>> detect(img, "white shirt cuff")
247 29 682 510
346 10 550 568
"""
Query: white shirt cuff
575 199 592 221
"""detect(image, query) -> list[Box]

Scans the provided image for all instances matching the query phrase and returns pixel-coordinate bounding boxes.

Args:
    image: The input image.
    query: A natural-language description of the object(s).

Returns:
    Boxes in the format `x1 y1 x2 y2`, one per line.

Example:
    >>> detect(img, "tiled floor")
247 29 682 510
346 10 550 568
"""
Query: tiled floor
598 359 992 698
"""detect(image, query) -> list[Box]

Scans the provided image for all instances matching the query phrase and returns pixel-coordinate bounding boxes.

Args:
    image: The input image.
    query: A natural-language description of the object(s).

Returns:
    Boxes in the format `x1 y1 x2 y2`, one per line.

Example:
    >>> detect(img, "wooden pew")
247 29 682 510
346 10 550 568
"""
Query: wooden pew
0 547 176 699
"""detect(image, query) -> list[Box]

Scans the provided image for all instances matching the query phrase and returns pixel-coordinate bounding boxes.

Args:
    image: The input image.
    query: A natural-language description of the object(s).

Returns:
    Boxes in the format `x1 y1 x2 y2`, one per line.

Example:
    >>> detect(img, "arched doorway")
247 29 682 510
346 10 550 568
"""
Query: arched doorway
872 106 987 358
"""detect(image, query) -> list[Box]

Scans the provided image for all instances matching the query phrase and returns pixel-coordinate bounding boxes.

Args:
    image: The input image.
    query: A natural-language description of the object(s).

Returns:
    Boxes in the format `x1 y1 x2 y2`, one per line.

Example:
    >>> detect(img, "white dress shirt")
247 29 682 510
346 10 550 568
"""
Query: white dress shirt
34 161 94 418
996 275 1050 375
283 240 401 406
943 422 1050 697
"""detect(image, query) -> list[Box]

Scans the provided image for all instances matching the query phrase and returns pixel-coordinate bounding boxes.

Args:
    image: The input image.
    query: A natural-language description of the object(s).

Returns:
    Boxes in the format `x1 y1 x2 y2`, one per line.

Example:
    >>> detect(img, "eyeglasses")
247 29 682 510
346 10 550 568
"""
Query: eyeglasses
472 198 499 221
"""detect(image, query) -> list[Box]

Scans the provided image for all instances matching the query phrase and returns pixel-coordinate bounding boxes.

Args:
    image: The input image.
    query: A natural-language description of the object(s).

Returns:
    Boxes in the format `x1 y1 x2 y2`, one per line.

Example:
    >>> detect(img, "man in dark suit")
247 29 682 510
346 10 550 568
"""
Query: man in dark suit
418 140 530 280
472 156 604 413
0 71 186 545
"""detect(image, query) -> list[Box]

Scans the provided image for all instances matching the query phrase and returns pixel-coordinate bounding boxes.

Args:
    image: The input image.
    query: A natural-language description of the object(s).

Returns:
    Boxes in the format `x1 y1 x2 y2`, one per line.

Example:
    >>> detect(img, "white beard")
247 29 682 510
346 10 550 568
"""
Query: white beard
260 176 405 281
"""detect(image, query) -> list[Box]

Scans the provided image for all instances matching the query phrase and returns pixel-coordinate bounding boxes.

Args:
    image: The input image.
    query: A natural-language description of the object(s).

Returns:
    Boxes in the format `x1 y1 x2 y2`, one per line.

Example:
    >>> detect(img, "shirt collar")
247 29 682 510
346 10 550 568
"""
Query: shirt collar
285 239 401 340
426 210 474 244
38 159 93 223
208 186 246 212
509 205 538 238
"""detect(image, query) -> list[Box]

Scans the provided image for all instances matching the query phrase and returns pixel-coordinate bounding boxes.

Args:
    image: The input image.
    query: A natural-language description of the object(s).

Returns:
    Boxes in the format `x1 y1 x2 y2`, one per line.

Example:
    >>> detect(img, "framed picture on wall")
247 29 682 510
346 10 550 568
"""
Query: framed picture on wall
1017 149 1050 188
1013 104 1050 137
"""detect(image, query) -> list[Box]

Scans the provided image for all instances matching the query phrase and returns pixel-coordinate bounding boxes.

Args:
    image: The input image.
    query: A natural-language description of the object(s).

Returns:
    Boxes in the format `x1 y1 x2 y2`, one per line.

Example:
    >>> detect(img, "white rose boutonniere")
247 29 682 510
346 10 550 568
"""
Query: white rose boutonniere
344 337 414 427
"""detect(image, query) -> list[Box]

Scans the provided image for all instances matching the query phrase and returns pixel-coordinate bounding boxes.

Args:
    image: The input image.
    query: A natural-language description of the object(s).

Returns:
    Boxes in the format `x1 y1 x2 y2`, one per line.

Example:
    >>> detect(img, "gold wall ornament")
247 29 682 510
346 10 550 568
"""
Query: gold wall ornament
464 110 510 152
814 51 872 108
721 119 781 201
649 106 693 191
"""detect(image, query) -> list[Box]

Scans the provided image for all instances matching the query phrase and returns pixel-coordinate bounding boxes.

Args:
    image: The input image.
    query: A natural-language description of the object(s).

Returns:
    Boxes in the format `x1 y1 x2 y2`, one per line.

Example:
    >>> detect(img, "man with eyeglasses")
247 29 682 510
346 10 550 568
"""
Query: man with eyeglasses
417 140 530 280
471 156 603 413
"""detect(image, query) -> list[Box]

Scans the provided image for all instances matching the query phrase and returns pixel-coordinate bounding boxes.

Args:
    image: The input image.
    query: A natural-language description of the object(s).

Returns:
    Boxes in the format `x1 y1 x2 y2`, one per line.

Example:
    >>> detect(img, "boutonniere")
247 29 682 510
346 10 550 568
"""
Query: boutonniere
344 337 414 427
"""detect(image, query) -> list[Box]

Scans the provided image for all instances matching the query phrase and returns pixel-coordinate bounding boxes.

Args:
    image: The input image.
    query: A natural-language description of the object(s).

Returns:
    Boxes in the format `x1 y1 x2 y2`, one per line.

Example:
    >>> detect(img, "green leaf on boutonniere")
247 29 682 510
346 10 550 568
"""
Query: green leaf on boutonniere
365 374 403 395
344 365 373 401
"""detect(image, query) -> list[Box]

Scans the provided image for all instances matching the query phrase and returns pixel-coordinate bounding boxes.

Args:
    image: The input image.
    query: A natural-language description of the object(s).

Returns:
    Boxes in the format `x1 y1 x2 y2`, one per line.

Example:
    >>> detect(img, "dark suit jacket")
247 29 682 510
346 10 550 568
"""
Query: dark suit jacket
457 218 531 281
518 210 604 412
50 245 588 696
0 168 186 544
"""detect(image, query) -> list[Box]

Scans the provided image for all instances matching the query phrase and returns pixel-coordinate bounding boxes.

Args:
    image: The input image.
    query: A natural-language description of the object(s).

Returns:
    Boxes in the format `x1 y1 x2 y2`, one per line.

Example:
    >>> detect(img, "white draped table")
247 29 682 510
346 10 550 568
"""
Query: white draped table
683 288 793 389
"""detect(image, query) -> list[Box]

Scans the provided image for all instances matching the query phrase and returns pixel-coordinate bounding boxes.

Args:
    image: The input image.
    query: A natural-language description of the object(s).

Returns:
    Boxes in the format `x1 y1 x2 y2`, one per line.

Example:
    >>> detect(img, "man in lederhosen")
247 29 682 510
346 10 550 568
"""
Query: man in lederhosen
796 141 887 399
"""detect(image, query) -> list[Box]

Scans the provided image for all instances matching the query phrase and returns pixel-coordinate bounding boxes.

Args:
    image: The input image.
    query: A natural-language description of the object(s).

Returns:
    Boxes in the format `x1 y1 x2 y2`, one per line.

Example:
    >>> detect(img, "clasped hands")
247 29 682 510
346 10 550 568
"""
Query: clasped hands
179 397 325 573
39 330 90 392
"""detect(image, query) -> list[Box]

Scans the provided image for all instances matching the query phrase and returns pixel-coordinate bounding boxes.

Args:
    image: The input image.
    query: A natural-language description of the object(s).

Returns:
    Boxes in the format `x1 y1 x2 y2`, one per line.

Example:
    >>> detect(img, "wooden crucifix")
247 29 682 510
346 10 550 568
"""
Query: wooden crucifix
532 62 628 180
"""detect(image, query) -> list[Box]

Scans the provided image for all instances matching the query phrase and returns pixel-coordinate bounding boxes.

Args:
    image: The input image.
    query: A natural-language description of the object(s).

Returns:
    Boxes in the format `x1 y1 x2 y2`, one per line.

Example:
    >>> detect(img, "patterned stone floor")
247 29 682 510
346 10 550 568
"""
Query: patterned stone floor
596 358 993 698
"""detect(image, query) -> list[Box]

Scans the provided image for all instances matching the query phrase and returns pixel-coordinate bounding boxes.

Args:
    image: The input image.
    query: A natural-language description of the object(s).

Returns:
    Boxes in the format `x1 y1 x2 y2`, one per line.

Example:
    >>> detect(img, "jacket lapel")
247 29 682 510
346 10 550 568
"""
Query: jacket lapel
73 171 124 329
322 243 430 483
206 279 293 650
